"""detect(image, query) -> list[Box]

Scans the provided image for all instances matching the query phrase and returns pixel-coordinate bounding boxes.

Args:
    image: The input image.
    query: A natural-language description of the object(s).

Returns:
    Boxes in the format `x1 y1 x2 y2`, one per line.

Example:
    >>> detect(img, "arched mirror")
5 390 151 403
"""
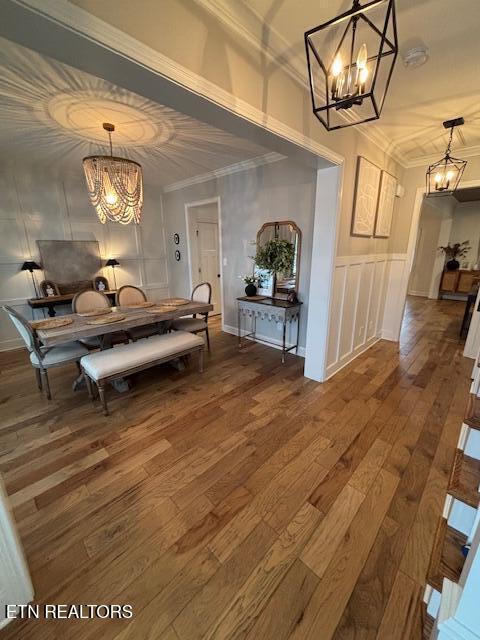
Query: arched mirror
254 221 301 299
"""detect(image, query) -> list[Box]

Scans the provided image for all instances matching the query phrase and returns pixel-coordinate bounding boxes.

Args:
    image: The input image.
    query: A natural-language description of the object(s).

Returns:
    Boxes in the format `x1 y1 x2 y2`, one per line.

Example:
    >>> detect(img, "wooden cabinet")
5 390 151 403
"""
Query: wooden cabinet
440 269 480 295
458 271 479 293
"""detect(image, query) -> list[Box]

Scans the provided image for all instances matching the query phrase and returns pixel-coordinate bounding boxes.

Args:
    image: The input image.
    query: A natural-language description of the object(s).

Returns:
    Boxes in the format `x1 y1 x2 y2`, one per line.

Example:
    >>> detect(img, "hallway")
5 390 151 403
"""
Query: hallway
0 297 473 639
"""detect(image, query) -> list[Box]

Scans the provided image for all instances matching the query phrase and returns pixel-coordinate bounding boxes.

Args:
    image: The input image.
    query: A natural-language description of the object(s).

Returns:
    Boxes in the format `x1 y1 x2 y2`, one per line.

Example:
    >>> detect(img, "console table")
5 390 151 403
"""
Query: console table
28 291 117 317
236 296 302 363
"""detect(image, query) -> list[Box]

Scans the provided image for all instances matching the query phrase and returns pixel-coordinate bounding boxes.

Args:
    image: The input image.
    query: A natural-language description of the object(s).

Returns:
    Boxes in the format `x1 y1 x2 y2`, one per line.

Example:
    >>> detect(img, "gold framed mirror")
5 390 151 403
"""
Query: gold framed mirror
254 221 302 299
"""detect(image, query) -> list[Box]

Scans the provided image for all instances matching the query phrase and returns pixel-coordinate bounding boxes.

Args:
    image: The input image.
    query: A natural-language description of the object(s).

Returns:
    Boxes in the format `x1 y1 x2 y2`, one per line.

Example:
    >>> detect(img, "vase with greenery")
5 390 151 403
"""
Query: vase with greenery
439 241 471 271
254 238 295 279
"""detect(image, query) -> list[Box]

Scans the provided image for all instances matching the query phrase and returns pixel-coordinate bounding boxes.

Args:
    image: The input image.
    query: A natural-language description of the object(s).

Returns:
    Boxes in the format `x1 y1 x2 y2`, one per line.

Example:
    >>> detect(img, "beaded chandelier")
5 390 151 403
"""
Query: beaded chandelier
83 123 143 224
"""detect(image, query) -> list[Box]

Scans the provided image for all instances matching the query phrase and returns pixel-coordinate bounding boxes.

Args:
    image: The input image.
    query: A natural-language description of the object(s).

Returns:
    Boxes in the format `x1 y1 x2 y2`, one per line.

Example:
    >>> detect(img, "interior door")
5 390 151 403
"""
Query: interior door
197 221 221 315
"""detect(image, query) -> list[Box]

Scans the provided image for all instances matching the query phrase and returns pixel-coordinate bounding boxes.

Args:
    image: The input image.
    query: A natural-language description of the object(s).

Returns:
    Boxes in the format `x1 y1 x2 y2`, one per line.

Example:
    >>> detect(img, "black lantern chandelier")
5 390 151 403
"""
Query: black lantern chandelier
305 0 398 131
426 118 467 197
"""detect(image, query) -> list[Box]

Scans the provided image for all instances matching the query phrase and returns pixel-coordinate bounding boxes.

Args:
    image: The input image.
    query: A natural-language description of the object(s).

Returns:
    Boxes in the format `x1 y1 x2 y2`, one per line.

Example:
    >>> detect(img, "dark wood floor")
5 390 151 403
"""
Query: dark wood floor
0 297 472 639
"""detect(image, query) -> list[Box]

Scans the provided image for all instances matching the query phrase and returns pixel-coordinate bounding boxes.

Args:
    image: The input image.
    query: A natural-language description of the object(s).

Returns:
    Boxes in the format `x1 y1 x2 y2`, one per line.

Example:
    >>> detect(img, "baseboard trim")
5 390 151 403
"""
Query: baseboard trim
326 336 381 380
381 329 399 342
222 324 306 358
0 337 23 352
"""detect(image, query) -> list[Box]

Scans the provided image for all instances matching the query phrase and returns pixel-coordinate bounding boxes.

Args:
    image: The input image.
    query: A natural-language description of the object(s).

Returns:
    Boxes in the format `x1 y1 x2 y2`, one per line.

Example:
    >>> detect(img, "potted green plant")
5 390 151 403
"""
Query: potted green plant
254 238 295 281
439 241 471 271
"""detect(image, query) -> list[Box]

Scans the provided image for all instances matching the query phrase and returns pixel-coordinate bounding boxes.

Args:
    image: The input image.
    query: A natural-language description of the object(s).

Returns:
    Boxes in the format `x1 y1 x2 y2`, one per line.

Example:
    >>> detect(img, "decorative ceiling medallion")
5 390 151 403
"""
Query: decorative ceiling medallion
426 117 467 197
305 0 398 131
46 92 173 146
83 123 143 225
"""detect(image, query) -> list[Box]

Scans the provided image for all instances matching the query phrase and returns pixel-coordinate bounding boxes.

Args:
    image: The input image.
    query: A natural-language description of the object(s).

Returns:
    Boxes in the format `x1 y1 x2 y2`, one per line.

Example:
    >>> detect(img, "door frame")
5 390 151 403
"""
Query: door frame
400 178 480 355
184 196 224 319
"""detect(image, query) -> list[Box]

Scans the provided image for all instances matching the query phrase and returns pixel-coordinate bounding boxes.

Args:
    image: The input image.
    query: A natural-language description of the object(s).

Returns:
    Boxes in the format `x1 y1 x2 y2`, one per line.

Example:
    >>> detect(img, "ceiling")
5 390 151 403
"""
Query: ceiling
239 0 480 167
0 36 273 186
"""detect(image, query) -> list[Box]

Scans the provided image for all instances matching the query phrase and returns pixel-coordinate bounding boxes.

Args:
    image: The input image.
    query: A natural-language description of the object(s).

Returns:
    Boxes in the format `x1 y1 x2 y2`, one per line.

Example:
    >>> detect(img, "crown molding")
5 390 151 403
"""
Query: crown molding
402 144 480 169
193 0 307 89
163 151 285 193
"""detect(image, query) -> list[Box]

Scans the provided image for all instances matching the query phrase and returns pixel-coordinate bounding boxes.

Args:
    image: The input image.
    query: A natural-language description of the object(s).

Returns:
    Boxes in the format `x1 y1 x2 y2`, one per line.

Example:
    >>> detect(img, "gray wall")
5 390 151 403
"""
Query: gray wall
162 158 317 350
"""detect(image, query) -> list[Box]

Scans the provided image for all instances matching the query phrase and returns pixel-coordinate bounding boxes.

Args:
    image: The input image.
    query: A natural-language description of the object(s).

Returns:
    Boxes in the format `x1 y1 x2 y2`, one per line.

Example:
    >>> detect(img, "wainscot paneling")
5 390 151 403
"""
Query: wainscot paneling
326 253 407 378
0 164 169 351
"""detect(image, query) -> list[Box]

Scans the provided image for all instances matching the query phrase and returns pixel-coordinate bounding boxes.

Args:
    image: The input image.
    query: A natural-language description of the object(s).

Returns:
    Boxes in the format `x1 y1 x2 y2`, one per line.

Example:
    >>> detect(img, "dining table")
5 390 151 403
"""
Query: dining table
33 299 213 347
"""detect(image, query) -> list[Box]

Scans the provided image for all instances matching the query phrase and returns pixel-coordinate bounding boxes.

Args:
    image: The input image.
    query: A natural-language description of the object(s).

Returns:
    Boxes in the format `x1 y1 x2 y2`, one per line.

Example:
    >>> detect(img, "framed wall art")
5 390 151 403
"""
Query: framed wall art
374 170 397 238
351 156 381 237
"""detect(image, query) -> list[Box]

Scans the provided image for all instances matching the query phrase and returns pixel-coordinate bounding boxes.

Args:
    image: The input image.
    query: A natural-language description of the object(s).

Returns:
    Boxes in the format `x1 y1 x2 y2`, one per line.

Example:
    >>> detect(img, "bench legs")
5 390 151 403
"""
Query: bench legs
98 383 109 416
83 347 204 416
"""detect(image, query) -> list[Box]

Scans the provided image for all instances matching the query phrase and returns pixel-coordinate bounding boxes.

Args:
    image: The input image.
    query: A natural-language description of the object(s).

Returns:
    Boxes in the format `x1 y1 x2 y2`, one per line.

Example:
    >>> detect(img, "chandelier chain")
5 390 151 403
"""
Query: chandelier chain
445 126 454 157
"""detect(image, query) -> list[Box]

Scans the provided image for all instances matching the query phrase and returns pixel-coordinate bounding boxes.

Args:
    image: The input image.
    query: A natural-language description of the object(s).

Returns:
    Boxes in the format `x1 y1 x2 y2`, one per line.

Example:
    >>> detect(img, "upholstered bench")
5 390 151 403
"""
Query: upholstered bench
81 330 205 415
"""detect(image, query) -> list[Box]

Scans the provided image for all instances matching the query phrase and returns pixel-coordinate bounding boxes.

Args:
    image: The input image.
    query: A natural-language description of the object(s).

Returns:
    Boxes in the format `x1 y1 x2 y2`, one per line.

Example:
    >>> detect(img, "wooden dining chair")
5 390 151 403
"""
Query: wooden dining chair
3 305 89 400
171 282 212 349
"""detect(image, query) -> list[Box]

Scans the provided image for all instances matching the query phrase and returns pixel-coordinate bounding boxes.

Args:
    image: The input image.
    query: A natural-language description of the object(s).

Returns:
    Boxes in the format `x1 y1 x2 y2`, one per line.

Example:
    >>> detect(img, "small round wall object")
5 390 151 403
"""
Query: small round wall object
175 250 181 261
173 233 180 245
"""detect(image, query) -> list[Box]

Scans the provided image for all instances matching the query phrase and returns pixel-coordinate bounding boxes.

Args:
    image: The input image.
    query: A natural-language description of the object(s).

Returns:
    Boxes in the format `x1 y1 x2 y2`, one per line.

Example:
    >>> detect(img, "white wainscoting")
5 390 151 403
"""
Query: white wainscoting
326 253 408 378
0 165 169 351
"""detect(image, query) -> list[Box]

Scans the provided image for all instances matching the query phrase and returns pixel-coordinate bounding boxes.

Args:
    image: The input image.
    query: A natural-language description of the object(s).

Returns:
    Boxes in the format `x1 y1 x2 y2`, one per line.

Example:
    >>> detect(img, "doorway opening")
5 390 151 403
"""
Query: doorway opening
400 182 480 354
185 197 223 318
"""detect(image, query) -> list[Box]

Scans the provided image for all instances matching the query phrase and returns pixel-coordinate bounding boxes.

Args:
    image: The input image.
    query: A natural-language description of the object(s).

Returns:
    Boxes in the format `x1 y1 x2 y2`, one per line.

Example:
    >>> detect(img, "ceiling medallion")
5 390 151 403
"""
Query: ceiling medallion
45 93 167 145
426 118 467 197
83 123 143 225
305 0 398 131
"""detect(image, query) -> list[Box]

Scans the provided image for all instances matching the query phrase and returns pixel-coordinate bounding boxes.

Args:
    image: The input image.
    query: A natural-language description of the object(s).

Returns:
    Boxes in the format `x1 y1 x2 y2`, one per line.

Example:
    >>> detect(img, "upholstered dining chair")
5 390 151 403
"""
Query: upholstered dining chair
116 285 147 306
72 289 111 314
72 290 128 348
115 285 159 341
171 282 212 349
3 305 89 400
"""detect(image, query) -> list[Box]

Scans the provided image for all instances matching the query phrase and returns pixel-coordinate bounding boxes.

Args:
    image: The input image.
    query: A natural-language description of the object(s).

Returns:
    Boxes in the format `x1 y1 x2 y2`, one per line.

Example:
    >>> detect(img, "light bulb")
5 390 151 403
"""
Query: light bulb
434 173 442 183
359 67 368 89
356 43 368 70
105 193 117 206
332 55 343 77
446 170 454 181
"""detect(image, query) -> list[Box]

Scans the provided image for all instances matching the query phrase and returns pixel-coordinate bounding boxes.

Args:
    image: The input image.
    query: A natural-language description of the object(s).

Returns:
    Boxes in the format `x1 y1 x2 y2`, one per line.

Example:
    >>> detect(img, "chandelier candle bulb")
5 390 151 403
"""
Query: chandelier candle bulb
331 55 343 98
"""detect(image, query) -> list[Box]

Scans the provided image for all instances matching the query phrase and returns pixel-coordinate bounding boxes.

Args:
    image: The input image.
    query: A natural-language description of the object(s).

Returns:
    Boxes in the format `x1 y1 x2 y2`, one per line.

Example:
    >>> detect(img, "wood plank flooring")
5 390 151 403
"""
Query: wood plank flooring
0 296 473 639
